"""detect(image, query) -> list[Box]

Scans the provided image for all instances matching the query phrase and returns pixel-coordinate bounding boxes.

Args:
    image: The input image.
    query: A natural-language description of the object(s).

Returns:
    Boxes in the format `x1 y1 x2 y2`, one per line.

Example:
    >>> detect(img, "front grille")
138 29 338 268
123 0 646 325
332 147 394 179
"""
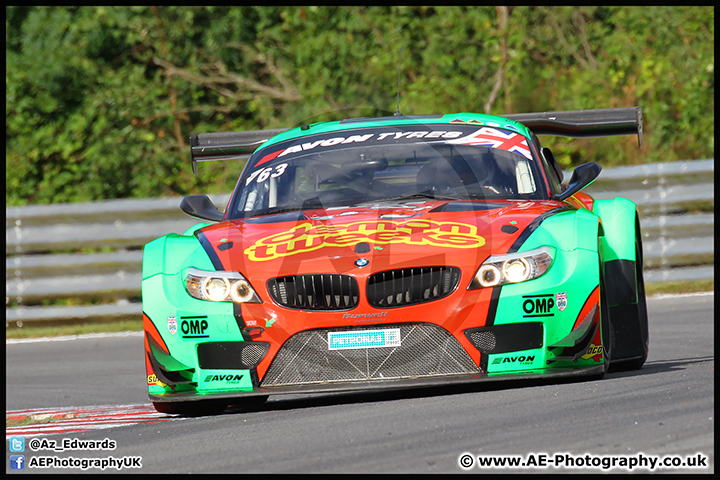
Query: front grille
267 274 359 310
261 323 478 387
367 266 461 308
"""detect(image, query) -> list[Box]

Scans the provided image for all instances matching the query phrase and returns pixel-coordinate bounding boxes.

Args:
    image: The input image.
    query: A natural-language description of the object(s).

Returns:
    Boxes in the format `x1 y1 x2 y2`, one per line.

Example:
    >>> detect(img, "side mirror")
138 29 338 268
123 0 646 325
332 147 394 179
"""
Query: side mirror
180 195 225 222
553 162 602 201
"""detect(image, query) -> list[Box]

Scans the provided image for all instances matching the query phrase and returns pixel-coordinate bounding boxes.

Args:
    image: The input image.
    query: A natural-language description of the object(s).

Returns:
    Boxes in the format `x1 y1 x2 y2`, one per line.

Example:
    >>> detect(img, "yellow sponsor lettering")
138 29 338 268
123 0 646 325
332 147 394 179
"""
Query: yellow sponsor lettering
580 344 603 360
245 220 485 261
147 374 167 387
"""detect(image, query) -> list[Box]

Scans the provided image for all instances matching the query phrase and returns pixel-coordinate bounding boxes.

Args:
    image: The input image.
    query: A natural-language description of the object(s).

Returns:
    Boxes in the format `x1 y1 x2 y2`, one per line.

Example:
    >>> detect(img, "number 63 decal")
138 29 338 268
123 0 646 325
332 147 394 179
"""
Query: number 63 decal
246 163 288 186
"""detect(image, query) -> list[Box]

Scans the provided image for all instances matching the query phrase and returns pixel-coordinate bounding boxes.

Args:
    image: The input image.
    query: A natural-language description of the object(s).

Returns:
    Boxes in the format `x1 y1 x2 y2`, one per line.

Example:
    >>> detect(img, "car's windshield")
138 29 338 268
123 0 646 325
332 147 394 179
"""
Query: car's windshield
229 125 544 219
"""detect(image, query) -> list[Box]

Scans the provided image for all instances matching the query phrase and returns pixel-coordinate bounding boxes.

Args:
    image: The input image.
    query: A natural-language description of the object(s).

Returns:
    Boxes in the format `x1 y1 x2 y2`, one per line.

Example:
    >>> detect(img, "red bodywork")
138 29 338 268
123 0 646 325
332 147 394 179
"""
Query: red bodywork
197 199 574 378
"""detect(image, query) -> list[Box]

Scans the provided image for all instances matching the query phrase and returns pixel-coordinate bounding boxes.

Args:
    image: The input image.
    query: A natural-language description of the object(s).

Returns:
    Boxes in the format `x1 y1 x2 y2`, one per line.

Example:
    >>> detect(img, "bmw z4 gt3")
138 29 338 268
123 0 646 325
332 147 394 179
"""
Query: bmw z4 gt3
143 108 649 414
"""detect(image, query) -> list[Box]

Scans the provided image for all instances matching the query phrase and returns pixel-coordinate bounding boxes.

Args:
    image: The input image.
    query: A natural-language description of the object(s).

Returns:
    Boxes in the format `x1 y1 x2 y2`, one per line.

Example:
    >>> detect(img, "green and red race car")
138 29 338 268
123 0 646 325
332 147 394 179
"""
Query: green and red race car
142 108 649 414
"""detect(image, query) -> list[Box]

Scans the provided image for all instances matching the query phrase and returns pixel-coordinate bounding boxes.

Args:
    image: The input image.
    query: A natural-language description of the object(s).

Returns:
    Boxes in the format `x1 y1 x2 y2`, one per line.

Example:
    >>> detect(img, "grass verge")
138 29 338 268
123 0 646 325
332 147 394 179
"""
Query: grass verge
644 279 714 297
6 319 143 340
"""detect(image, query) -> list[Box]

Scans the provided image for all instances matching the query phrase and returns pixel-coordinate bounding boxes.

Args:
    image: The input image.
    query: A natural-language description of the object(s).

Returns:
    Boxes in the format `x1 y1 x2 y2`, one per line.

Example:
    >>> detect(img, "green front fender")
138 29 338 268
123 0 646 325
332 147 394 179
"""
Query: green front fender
142 223 213 279
593 197 638 264
593 197 640 306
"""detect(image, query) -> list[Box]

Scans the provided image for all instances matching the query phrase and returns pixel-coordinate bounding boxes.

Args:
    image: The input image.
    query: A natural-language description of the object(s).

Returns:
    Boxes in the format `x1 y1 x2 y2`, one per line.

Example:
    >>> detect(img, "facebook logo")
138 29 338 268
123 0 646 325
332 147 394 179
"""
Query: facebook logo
9 436 25 452
9 455 25 470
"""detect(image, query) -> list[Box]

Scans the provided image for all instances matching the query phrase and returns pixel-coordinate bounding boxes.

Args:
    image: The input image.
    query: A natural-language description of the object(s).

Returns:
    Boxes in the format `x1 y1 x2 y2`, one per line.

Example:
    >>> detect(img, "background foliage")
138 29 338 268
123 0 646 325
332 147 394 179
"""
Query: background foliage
6 6 714 206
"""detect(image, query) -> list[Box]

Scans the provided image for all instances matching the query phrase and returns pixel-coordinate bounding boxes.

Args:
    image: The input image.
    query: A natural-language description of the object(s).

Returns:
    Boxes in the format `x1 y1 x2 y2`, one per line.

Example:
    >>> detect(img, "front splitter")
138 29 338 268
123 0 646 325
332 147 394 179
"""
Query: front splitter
150 365 605 403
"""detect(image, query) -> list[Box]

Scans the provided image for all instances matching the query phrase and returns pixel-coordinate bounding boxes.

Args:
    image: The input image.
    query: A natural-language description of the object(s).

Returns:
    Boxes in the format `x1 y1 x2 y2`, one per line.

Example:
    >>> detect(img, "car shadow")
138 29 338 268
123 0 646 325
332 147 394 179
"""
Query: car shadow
219 373 606 416
607 355 714 379
168 355 713 417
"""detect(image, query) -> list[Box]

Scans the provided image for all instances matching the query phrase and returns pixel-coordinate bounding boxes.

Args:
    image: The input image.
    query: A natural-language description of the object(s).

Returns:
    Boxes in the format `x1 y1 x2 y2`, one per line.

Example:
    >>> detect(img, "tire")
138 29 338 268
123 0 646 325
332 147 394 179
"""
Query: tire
609 224 649 372
152 399 228 416
599 252 612 376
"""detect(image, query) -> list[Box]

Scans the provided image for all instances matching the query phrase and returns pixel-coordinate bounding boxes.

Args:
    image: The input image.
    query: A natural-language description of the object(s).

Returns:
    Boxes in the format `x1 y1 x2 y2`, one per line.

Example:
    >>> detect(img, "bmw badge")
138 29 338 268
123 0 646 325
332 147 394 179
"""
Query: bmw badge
354 258 370 268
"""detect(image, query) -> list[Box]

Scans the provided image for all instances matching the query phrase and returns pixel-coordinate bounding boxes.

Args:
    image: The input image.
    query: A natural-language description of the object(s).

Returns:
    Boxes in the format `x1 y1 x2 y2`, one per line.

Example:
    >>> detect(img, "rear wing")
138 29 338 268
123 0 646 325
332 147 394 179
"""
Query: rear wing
189 107 642 174
190 128 287 174
502 107 643 147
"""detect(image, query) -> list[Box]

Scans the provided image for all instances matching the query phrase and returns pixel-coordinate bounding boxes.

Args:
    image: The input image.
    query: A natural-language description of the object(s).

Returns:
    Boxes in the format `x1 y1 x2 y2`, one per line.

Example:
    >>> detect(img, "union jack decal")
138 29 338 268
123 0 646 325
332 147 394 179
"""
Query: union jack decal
446 127 532 160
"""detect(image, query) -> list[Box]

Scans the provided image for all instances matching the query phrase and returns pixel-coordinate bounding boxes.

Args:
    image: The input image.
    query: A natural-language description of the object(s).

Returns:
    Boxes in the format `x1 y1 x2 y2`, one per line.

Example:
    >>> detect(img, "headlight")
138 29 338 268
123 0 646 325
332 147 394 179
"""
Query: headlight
469 246 554 289
185 268 262 303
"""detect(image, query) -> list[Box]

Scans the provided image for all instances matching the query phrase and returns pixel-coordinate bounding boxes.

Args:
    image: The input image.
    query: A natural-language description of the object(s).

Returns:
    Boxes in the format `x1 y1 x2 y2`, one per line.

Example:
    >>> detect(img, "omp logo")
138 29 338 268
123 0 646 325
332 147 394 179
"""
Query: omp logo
581 344 603 360
245 220 485 261
522 295 555 317
492 355 536 365
204 374 244 383
181 319 208 338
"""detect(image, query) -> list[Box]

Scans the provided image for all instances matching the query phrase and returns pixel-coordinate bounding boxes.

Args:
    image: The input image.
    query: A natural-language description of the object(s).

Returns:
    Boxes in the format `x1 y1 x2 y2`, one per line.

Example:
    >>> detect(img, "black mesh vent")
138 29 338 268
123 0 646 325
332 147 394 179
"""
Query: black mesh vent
268 274 359 310
367 267 461 308
261 323 478 387
241 343 268 367
464 323 544 355
196 342 269 369
469 330 497 352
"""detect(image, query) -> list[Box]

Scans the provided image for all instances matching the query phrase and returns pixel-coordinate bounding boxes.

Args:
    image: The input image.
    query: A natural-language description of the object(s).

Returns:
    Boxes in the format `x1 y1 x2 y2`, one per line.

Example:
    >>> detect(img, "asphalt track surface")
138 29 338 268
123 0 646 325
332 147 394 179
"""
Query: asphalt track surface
5 293 714 473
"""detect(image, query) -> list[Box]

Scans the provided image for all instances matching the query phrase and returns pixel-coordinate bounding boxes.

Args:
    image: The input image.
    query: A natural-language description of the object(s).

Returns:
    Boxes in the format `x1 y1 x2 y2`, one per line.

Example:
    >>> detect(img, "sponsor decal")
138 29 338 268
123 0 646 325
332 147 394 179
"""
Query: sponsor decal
522 294 555 318
256 131 465 166
492 355 536 366
253 125 532 170
265 318 276 327
204 374 244 384
147 374 166 387
180 318 208 338
167 316 177 335
343 311 388 321
328 328 401 350
446 127 532 160
581 344 603 361
556 292 568 312
245 219 485 261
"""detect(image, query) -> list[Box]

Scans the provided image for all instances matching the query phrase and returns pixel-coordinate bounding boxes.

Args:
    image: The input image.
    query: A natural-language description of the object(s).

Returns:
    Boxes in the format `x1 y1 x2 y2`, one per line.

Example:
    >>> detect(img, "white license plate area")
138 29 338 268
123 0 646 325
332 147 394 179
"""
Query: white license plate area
327 328 401 350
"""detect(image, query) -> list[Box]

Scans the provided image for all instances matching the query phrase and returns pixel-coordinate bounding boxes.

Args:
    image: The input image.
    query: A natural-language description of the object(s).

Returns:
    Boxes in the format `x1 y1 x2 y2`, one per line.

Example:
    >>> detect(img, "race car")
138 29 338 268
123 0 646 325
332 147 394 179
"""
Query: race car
143 107 649 414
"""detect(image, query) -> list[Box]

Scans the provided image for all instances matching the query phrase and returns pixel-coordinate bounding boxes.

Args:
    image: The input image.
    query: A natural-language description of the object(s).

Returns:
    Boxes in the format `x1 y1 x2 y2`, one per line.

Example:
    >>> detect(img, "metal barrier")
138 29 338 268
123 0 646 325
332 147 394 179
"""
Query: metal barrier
6 160 713 325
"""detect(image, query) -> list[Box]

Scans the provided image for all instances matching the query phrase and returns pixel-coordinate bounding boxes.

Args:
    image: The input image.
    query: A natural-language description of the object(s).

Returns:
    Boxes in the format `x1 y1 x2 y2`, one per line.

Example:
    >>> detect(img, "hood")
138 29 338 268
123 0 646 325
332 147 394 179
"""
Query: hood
196 200 570 279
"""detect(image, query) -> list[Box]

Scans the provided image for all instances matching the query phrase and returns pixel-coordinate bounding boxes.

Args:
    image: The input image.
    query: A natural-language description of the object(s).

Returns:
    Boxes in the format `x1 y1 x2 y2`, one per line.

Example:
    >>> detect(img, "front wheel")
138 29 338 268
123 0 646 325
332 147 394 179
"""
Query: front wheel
609 226 649 372
599 253 612 375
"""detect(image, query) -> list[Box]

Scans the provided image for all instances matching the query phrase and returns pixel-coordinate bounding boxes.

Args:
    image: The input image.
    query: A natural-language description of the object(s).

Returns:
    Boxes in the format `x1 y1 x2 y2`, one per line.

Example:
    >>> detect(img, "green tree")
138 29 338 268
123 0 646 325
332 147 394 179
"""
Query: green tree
6 6 714 206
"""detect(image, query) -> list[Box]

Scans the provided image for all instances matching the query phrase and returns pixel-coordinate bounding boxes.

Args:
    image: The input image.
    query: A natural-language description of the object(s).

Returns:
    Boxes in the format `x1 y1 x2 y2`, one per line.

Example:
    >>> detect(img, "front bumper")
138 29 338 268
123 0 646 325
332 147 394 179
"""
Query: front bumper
150 364 605 403
144 243 604 403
